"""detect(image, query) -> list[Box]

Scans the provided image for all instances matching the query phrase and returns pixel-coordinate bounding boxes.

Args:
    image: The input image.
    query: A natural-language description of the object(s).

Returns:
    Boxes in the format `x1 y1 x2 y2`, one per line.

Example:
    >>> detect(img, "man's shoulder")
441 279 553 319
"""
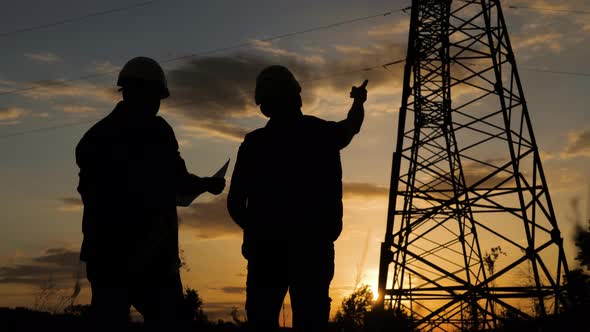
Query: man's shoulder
75 114 113 162
154 116 175 135
78 114 111 145
154 115 172 128
244 127 267 142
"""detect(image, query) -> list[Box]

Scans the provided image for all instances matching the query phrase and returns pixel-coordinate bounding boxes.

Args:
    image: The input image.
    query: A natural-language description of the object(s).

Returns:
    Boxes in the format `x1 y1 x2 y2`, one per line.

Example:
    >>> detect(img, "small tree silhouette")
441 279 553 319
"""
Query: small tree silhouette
33 274 80 314
230 306 247 327
184 287 208 324
483 246 506 278
561 216 590 329
335 284 374 331
574 221 590 270
483 246 506 326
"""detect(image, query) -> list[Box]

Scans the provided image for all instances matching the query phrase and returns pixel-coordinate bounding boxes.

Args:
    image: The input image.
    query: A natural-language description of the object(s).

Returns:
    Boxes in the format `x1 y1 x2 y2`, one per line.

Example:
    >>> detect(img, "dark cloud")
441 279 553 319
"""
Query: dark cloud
414 159 517 201
219 286 246 294
33 248 80 266
0 248 84 286
461 159 513 188
57 197 83 212
311 42 406 92
182 120 250 141
564 129 590 157
343 182 389 199
59 197 82 206
19 79 118 102
178 194 241 239
164 43 406 138
166 55 269 120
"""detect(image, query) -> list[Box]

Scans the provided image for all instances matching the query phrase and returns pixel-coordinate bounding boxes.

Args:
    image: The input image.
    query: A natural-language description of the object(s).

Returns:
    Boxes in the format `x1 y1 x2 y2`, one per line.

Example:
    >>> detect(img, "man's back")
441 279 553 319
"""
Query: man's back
227 65 368 331
232 114 350 246
76 102 183 265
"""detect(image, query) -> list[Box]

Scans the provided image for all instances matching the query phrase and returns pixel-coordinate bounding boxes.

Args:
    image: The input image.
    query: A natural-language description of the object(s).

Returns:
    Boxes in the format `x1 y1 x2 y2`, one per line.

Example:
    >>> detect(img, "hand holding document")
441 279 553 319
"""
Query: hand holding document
213 159 230 179
176 159 230 207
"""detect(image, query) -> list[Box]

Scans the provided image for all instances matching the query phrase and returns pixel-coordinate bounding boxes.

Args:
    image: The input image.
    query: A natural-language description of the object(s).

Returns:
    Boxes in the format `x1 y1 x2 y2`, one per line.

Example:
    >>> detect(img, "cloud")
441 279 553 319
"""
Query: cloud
57 197 83 212
561 129 590 158
61 105 98 115
251 40 300 58
367 18 410 39
25 52 61 64
179 120 251 142
410 158 515 199
343 182 389 199
163 42 405 140
510 0 570 16
165 54 272 120
92 61 119 74
218 286 246 294
0 107 26 124
178 194 241 239
18 79 118 103
507 0 590 51
512 31 563 52
0 248 84 286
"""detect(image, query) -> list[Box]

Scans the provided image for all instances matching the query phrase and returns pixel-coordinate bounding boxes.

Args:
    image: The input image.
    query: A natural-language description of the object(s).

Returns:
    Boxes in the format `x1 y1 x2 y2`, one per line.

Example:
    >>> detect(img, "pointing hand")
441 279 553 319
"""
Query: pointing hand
350 80 368 103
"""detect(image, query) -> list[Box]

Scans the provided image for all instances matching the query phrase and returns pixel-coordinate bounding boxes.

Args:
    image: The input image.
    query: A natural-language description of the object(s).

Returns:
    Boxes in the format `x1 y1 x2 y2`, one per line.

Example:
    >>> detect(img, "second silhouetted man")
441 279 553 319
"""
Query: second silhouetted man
227 65 368 331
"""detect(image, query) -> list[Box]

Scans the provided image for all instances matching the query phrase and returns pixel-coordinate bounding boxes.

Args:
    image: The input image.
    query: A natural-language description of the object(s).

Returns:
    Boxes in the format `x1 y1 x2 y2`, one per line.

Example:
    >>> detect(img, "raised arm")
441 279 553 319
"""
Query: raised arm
338 80 368 147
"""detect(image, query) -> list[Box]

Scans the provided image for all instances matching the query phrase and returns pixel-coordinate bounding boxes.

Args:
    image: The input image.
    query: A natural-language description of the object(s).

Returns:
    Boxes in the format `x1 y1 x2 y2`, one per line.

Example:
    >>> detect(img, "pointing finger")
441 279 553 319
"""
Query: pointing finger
360 80 369 89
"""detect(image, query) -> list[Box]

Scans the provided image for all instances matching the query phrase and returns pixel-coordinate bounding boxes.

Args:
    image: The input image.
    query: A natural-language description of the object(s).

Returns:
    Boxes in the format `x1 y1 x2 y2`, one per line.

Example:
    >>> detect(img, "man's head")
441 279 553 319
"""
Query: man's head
117 56 170 117
255 65 302 118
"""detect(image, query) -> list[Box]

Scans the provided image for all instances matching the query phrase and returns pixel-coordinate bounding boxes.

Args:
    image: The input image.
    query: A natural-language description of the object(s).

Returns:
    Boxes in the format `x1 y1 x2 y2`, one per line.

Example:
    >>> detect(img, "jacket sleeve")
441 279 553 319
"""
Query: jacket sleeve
75 129 97 204
158 117 209 196
227 139 249 229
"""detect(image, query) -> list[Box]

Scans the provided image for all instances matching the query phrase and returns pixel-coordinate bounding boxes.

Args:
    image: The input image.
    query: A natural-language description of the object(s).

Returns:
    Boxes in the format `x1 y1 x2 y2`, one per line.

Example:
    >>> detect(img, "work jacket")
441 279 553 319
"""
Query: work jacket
228 112 352 258
76 101 203 271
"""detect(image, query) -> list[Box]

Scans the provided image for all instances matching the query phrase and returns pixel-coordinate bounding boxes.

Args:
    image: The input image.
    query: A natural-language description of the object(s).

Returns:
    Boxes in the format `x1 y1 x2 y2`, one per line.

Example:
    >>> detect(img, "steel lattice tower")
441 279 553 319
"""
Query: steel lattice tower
376 1 570 331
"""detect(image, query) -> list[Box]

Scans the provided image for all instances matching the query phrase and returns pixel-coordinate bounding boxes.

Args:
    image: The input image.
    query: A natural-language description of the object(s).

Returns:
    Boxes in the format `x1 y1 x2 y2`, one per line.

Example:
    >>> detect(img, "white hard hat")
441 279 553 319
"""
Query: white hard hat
117 56 170 99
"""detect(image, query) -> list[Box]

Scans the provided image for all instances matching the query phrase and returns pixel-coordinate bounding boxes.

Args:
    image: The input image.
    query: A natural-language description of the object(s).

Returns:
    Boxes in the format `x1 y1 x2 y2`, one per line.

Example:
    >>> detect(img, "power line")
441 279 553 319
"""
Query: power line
162 8 410 65
0 7 406 99
460 61 590 78
0 0 161 38
520 67 590 78
0 119 96 139
508 5 590 15
300 59 406 83
2 58 588 140
0 59 405 140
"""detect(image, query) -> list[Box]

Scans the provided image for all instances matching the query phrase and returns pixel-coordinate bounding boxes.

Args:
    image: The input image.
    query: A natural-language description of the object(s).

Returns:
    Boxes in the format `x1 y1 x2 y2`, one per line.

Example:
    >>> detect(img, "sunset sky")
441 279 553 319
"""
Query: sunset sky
1 0 589 324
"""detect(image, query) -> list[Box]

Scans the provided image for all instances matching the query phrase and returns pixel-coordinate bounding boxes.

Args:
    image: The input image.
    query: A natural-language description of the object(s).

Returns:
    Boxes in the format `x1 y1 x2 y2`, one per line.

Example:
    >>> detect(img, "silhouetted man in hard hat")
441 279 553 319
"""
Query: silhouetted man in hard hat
227 65 368 332
76 56 225 331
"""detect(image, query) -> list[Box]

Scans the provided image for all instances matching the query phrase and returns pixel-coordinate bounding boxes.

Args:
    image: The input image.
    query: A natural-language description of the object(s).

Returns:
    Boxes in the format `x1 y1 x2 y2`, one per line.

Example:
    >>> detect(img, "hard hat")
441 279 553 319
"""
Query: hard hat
117 56 170 99
255 65 301 105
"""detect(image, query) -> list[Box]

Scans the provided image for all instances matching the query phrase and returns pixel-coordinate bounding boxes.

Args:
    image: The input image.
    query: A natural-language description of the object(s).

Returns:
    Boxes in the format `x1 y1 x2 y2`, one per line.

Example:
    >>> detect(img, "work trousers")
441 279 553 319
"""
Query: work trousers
86 260 191 332
245 241 335 332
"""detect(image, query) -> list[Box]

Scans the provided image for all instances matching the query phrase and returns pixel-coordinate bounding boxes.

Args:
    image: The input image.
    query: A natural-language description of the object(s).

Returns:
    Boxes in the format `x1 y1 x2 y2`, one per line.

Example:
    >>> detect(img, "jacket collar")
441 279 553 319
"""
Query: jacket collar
265 109 304 129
